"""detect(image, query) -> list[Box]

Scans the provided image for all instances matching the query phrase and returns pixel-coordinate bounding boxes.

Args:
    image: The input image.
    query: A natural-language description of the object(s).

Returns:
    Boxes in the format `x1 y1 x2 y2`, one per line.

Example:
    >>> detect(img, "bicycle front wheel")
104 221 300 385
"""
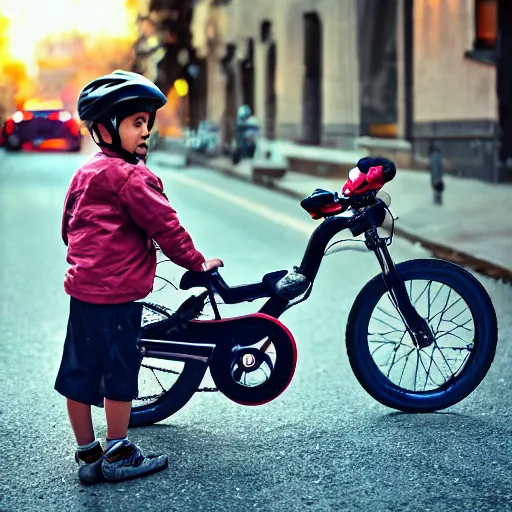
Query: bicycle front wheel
346 259 498 413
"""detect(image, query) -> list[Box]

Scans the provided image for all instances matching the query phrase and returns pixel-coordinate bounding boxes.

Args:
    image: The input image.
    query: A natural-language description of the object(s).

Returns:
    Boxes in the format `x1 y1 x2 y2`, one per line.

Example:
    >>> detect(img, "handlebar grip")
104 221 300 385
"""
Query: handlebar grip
179 268 224 291
179 270 210 290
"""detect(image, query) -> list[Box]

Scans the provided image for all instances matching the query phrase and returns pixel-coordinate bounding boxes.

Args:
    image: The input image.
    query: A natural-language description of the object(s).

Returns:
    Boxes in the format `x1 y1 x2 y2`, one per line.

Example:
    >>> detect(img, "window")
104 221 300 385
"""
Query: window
474 0 497 49
261 21 271 43
465 0 497 64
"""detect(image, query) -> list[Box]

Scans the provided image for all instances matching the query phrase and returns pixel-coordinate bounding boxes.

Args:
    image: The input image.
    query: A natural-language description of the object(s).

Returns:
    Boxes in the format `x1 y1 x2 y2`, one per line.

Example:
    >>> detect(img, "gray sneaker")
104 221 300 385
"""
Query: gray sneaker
78 440 168 485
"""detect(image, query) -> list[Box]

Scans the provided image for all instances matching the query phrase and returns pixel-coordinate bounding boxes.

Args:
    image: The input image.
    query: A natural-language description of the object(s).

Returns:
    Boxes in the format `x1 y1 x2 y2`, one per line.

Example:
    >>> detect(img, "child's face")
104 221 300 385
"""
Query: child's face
118 111 151 158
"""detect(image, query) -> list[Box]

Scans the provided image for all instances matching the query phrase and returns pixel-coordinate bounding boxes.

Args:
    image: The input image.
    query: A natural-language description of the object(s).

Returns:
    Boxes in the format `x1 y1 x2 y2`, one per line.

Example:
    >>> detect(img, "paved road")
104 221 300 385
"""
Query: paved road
1 149 511 512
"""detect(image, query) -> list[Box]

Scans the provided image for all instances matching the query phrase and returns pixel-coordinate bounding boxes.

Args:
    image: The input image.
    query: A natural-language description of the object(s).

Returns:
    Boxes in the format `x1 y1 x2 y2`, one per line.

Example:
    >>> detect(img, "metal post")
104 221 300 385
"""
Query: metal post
429 140 444 205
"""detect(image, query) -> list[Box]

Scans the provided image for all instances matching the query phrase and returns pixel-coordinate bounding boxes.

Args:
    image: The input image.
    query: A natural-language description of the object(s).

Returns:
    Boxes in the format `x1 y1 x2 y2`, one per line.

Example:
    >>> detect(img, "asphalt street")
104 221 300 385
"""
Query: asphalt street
0 148 511 512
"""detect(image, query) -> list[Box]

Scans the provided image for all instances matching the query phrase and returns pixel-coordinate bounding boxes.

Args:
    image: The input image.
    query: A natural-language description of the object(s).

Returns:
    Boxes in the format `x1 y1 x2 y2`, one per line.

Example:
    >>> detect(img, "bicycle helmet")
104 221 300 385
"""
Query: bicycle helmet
77 70 167 162
236 104 252 124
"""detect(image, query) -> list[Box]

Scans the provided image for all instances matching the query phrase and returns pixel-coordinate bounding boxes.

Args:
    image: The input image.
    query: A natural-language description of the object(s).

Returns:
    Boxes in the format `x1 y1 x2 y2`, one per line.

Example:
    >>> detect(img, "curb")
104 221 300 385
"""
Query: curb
186 153 512 283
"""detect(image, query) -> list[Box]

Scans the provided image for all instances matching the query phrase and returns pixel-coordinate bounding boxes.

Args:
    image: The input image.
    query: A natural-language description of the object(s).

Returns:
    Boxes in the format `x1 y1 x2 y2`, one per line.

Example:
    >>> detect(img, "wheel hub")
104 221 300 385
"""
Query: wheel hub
241 353 256 368
231 346 274 376
412 328 435 350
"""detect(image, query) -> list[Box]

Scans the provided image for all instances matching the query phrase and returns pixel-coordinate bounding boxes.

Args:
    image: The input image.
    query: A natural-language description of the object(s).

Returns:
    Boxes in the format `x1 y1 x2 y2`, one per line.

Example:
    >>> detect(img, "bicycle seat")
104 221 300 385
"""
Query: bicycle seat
180 269 291 304
180 269 268 304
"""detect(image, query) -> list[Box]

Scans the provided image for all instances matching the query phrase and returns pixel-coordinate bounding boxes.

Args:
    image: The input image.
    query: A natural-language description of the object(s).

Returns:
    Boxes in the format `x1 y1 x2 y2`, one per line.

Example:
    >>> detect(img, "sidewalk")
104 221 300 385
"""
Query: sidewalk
154 140 512 282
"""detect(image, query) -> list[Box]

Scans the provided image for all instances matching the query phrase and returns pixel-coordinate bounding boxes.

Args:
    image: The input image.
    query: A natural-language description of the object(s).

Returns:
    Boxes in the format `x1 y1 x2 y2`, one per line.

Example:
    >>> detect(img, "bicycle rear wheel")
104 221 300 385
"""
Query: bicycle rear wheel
346 259 498 413
129 303 207 428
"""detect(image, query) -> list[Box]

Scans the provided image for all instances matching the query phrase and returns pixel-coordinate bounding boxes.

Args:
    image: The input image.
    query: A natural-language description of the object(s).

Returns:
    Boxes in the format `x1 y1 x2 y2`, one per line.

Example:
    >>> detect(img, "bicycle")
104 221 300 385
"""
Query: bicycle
129 158 498 428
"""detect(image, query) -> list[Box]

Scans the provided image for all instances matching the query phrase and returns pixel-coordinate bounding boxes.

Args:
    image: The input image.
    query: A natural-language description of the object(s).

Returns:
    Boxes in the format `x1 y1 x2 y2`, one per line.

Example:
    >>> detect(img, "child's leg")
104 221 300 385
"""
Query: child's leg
67 398 95 445
104 399 132 441
80 399 169 484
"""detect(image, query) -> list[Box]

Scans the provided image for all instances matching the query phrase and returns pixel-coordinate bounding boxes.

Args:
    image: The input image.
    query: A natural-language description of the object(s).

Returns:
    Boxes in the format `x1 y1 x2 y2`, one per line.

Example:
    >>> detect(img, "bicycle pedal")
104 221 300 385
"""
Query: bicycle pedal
274 270 310 300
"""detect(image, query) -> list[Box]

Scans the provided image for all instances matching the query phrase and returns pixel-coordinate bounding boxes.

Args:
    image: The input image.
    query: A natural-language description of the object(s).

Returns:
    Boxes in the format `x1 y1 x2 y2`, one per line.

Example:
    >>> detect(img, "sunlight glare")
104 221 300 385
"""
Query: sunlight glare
0 0 134 75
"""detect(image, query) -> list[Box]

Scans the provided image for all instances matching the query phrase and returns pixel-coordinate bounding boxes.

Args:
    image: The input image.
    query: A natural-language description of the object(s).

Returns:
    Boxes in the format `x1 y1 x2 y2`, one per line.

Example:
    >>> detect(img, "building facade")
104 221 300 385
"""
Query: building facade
189 0 510 182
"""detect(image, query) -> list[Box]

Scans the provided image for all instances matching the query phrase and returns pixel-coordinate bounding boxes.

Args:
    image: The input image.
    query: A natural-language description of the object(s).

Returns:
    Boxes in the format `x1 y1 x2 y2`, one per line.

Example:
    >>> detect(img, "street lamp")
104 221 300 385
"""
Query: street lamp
174 78 189 97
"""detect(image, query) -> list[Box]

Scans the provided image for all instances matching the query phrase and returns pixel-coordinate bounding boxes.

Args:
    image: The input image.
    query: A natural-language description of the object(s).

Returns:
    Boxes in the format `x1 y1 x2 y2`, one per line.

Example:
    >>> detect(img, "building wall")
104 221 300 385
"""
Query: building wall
190 0 501 179
414 0 497 124
274 0 360 147
195 0 361 148
318 0 360 146
412 0 498 181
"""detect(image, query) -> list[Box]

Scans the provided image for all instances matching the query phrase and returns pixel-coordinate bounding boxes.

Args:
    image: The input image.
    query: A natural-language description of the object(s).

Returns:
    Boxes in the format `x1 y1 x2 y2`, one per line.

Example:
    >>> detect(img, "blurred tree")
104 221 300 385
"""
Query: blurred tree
3 62 28 86
2 61 34 112
0 12 8 53
35 32 135 112
0 13 16 119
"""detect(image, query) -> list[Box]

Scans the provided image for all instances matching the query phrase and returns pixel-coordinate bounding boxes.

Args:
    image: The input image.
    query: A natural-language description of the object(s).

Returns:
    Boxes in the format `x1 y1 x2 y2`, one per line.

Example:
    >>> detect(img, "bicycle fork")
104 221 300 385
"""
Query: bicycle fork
366 230 435 349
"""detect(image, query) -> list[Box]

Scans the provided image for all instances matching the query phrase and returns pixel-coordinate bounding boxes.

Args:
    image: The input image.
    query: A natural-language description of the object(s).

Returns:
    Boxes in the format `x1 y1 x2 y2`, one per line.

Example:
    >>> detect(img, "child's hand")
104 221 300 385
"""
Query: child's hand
202 258 224 272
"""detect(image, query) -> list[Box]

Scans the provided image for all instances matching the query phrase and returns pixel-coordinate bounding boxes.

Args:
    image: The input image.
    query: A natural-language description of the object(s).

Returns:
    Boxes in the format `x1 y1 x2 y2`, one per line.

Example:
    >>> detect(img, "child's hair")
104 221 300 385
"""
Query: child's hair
77 70 167 159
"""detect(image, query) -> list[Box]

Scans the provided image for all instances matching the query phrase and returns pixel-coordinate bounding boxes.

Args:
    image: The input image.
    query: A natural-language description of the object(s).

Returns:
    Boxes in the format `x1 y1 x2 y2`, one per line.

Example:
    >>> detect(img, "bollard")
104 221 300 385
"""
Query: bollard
430 140 445 205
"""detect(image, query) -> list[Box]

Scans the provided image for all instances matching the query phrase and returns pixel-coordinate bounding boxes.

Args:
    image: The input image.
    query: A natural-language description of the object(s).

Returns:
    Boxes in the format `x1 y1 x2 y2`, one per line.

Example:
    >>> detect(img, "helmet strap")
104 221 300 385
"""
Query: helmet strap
90 120 140 164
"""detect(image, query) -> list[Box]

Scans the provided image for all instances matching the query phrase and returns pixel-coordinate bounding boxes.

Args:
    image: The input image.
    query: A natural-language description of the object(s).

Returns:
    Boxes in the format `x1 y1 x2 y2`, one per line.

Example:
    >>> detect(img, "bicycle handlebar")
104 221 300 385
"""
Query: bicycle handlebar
180 267 275 304
336 189 391 212
179 191 392 303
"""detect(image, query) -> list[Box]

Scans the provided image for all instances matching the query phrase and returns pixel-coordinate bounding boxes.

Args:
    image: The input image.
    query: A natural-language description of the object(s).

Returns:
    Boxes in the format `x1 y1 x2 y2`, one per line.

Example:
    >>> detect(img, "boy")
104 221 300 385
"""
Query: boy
55 71 223 485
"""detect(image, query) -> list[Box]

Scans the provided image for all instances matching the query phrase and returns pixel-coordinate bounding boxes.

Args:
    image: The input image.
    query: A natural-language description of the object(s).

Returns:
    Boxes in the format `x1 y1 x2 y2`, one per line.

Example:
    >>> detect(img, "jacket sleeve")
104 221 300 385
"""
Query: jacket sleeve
119 169 206 271
61 188 72 246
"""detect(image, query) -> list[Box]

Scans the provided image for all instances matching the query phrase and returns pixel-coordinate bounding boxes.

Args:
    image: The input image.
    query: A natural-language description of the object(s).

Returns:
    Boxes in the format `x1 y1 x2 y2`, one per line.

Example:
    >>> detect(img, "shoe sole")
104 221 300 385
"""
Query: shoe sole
79 458 169 485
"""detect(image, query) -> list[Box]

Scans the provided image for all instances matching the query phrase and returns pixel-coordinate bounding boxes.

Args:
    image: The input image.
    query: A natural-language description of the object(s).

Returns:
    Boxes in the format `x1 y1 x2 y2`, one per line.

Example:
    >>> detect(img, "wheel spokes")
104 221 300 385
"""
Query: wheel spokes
368 279 475 392
135 358 184 405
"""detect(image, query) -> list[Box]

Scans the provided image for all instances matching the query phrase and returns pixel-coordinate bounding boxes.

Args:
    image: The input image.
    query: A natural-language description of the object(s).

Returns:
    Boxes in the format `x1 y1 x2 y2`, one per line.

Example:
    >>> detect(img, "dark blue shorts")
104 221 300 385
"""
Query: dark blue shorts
55 297 144 405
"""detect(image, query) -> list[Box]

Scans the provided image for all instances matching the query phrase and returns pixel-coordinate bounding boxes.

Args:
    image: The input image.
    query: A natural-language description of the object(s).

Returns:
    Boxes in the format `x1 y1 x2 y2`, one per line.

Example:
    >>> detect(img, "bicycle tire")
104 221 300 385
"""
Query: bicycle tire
129 359 207 428
346 259 498 413
129 301 208 428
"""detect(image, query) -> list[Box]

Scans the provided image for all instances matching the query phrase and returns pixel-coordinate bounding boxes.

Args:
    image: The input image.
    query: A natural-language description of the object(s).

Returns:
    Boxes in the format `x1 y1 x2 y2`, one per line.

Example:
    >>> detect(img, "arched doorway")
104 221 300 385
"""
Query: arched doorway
262 20 277 140
302 12 322 145
266 42 277 139
241 38 255 112
188 50 207 130
358 0 398 138
221 43 238 150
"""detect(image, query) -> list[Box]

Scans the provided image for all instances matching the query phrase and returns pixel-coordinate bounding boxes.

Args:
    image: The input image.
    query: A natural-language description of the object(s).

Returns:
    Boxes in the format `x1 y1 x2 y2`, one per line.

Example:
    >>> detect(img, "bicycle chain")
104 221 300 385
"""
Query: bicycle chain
139 363 218 400
139 304 218 399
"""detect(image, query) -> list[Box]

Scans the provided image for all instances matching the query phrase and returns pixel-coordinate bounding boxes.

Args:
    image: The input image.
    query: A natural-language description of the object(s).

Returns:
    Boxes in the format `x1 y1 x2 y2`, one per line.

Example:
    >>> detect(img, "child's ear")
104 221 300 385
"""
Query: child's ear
96 123 112 144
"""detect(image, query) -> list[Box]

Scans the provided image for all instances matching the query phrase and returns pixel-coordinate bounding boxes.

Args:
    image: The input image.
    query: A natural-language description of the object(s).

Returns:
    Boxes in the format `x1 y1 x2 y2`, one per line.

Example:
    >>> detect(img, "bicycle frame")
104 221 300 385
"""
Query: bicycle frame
139 196 434 362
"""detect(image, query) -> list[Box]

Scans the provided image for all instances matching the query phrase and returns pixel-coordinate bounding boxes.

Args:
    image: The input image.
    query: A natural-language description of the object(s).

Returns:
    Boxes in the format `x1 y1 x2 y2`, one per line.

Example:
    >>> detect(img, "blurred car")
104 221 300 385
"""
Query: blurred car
2 99 82 152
